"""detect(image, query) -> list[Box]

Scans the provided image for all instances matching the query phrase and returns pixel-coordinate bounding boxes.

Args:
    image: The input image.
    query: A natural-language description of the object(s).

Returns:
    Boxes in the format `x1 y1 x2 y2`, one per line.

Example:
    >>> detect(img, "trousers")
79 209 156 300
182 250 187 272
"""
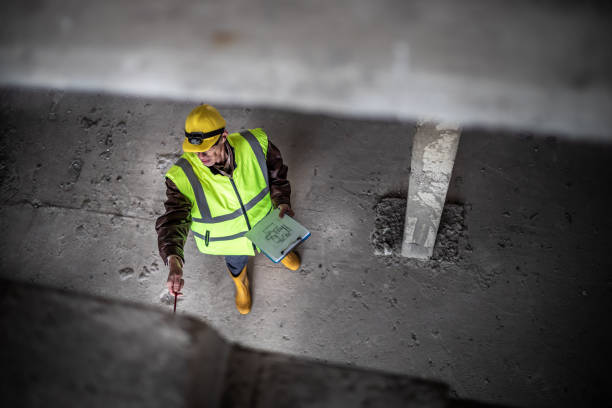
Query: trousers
225 255 250 277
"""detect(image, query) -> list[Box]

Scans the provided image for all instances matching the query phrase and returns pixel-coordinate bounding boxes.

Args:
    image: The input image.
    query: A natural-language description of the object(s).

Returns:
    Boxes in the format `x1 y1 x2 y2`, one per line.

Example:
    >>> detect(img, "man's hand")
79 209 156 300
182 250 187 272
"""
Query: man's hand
278 204 295 218
166 255 184 295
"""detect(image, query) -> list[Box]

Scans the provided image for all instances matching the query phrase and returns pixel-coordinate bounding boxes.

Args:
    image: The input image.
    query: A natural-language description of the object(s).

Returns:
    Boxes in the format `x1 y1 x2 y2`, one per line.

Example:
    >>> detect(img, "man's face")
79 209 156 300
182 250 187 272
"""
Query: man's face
197 134 227 166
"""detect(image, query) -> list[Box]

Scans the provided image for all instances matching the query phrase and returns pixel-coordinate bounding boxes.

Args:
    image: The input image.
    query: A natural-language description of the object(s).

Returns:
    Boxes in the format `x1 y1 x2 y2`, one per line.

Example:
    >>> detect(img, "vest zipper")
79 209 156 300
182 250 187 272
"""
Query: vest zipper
229 176 257 253
229 176 251 230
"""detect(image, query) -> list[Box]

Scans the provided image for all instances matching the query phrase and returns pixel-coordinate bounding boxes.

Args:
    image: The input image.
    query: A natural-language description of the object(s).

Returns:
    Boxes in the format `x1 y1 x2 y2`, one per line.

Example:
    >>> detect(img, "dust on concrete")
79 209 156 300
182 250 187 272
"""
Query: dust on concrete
118 267 135 280
138 261 160 282
156 152 182 175
159 288 185 308
59 159 84 191
0 145 19 202
80 115 100 129
370 198 406 256
432 204 470 263
159 289 174 305
0 115 20 202
370 196 470 265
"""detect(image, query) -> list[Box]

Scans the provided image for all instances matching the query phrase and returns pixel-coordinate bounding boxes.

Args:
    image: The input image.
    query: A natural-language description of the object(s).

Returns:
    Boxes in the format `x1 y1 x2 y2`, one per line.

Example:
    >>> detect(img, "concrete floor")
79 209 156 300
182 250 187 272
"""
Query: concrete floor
1 87 611 407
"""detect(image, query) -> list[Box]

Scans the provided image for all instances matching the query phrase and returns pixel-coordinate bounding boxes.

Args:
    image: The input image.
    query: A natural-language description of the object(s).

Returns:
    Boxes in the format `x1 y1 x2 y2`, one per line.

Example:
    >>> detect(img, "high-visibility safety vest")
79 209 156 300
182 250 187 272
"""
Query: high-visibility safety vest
166 129 273 255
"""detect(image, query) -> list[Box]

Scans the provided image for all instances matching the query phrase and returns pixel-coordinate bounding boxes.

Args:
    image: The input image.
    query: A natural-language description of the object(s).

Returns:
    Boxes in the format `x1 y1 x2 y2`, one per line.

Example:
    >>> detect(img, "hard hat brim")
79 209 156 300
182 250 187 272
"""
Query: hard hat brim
182 135 221 152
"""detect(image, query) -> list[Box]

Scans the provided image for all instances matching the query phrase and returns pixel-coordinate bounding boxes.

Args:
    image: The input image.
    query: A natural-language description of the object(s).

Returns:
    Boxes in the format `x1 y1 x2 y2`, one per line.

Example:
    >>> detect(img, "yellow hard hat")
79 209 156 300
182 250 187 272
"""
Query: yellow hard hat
183 104 226 152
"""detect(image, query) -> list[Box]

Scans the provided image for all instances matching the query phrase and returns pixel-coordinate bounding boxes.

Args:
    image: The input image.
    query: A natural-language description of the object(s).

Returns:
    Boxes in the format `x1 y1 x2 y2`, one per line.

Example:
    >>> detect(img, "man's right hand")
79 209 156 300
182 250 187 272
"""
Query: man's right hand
166 255 184 295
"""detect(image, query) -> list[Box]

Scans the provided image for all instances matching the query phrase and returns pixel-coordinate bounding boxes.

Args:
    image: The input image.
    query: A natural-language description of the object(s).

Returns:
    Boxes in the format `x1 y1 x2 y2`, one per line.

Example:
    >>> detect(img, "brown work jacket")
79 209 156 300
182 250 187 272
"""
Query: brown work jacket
155 140 291 264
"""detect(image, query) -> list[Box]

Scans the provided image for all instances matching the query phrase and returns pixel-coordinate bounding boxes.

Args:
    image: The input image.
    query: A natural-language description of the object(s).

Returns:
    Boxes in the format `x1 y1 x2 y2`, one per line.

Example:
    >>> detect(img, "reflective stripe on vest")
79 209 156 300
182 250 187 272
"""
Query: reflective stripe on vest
175 130 269 225
192 230 247 242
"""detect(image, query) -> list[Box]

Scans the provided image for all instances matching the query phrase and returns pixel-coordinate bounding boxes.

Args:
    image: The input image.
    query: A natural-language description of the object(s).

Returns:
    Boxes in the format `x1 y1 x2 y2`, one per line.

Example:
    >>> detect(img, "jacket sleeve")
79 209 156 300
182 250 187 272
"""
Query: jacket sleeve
155 178 192 265
266 141 292 207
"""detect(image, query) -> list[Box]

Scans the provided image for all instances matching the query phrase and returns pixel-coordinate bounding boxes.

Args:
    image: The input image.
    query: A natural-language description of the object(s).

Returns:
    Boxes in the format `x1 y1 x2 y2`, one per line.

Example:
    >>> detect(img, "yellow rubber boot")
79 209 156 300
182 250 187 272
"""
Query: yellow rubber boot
230 266 251 314
281 251 301 271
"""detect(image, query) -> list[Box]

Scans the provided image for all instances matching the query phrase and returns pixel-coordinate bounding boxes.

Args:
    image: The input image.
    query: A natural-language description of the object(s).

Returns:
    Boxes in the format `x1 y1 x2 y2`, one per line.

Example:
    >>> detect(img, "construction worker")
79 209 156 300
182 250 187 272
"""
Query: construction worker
155 104 300 314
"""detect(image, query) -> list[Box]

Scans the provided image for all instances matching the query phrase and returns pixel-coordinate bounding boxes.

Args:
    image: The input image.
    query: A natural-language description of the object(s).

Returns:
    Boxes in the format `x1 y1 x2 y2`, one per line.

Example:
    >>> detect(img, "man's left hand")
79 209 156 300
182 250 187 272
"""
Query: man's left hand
278 204 294 218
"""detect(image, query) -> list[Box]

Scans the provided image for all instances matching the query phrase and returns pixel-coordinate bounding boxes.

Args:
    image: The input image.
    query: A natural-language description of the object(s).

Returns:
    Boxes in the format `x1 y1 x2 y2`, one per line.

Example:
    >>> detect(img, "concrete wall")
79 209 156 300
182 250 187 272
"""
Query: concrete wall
0 280 230 407
0 278 460 407
1 0 611 138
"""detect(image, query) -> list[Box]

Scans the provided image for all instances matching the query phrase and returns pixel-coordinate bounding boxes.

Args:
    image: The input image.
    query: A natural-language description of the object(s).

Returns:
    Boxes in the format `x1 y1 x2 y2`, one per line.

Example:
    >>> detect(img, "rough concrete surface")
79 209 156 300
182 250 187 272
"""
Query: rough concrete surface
373 198 468 264
1 87 612 407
